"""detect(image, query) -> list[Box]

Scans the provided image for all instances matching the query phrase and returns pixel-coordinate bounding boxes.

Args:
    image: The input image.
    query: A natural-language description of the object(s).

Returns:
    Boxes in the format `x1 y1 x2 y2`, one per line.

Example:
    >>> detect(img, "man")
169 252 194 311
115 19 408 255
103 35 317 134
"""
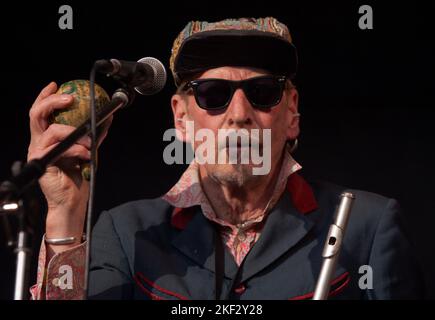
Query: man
28 17 423 299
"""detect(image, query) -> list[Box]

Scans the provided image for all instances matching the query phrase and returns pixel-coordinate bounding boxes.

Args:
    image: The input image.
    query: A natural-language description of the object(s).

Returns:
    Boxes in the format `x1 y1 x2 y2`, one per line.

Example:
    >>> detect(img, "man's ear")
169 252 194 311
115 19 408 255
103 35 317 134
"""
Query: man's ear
171 94 192 142
286 88 300 140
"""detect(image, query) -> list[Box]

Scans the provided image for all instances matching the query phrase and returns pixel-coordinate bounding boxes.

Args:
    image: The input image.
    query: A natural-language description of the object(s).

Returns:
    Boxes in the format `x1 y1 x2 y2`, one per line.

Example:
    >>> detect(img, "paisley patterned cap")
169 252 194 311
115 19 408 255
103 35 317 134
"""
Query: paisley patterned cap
170 17 298 86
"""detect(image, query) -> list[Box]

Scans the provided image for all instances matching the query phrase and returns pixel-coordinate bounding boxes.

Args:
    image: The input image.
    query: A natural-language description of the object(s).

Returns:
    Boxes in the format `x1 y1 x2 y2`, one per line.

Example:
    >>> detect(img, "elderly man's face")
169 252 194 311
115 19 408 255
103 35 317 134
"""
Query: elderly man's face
171 66 300 187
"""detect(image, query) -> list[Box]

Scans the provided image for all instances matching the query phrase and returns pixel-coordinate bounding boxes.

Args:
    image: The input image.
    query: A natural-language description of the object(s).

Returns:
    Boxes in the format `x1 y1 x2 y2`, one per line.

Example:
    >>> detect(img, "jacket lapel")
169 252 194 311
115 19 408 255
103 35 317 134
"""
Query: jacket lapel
239 190 316 283
171 206 238 279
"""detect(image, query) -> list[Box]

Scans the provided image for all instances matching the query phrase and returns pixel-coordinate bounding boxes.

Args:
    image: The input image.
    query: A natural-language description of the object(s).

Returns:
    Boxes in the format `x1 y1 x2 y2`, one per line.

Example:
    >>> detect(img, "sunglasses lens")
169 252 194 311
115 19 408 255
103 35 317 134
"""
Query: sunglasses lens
245 77 283 108
195 80 232 109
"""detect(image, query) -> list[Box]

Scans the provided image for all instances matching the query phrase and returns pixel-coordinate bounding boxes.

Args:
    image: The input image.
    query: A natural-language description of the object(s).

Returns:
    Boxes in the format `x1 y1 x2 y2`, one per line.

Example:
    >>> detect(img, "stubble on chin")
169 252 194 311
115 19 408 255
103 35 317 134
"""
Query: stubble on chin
207 163 259 188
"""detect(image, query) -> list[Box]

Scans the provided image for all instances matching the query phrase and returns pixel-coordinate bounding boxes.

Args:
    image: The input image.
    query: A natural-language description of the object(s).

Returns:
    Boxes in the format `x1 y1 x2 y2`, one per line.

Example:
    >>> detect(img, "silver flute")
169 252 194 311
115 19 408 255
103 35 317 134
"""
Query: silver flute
313 192 355 300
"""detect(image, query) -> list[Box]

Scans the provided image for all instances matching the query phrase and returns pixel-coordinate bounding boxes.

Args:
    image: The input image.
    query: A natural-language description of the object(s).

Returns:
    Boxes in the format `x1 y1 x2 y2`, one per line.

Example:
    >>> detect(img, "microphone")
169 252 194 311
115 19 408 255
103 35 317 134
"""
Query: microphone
94 57 167 95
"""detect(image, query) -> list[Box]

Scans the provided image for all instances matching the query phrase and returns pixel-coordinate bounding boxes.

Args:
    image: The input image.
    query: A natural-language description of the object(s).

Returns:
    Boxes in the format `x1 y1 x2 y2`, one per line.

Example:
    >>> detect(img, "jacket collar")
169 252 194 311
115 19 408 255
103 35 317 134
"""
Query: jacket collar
171 172 318 229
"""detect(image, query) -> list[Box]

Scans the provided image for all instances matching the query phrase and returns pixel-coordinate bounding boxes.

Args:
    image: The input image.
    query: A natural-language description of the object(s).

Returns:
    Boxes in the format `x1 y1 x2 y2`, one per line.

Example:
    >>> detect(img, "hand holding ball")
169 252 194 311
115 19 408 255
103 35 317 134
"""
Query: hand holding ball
50 80 110 180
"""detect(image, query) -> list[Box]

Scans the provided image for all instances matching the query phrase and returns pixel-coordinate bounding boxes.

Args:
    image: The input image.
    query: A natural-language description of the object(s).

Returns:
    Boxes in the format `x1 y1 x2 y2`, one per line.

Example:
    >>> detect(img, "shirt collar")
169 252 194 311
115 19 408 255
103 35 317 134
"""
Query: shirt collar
162 147 317 230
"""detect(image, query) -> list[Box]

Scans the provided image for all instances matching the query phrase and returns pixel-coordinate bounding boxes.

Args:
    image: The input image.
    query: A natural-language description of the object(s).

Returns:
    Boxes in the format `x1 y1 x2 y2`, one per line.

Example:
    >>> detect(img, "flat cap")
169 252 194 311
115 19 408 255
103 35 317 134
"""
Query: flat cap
170 17 298 86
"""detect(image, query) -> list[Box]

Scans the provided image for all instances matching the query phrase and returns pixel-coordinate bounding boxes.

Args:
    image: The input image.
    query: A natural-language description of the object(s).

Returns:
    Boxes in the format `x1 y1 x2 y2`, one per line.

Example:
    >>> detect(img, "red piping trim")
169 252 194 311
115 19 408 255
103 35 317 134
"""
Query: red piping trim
288 272 350 300
134 272 189 300
133 274 165 300
328 272 351 298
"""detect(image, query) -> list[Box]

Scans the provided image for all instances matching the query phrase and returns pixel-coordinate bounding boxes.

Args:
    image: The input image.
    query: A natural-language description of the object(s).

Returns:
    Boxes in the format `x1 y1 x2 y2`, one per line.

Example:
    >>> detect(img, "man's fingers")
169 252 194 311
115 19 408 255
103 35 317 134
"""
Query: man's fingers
34 123 80 149
59 145 91 162
29 117 113 164
28 142 91 163
31 119 111 155
29 94 74 136
33 82 58 105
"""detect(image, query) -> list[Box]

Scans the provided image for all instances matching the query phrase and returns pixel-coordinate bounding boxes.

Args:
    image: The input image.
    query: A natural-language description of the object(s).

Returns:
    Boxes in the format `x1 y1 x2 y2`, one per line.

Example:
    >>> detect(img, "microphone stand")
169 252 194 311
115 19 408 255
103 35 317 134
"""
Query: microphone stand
12 199 30 300
0 87 133 300
1 195 31 300
312 192 355 300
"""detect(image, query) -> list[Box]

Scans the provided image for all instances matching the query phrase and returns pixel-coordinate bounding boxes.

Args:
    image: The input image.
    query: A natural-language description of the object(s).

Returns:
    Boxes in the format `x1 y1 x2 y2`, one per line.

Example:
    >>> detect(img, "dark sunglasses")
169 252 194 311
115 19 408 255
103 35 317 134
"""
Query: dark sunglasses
181 75 287 110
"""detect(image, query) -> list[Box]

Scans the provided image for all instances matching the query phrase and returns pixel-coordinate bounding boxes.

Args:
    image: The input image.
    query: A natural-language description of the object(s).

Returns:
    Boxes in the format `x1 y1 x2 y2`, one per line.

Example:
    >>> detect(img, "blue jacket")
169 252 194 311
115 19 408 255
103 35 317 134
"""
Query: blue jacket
88 178 424 300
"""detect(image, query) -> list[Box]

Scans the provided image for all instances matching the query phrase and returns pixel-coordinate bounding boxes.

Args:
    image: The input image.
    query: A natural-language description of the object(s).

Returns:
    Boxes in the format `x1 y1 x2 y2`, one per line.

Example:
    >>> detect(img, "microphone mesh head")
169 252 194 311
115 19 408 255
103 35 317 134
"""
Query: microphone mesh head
135 57 167 95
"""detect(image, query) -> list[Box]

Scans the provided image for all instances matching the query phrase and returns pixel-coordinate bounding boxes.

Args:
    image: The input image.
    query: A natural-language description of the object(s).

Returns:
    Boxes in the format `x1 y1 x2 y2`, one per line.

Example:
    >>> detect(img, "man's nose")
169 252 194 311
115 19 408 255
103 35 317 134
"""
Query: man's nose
225 88 254 127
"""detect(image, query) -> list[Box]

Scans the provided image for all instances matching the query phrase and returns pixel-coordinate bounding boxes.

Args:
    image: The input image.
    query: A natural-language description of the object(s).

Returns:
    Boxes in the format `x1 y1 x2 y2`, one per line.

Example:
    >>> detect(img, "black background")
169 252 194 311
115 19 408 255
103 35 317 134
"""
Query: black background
0 0 433 299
